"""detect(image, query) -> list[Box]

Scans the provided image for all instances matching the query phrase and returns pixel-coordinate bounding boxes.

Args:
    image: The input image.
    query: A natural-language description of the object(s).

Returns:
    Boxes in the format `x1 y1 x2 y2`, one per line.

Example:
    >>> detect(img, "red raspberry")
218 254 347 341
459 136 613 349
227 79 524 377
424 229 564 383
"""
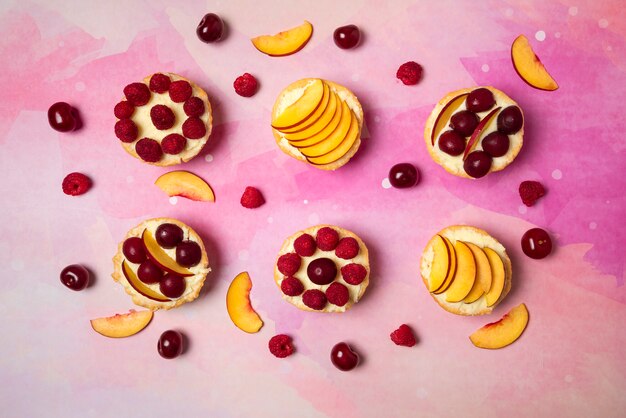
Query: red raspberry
519 181 546 207
183 97 205 117
161 133 186 155
114 119 138 143
390 324 417 347
281 276 304 297
325 282 349 306
316 227 339 251
123 82 151 106
169 80 192 103
182 117 206 139
268 334 294 358
114 101 134 119
302 289 327 310
135 138 162 163
149 73 171 93
294 233 316 257
233 73 258 97
277 253 301 276
62 172 92 196
340 263 367 285
396 61 423 86
240 186 265 209
335 237 360 259
150 104 175 130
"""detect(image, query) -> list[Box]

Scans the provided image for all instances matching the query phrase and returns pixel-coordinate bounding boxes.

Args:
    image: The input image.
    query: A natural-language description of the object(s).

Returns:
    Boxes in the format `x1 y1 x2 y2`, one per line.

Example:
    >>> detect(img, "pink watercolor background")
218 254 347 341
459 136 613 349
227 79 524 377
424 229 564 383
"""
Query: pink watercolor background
1 0 625 417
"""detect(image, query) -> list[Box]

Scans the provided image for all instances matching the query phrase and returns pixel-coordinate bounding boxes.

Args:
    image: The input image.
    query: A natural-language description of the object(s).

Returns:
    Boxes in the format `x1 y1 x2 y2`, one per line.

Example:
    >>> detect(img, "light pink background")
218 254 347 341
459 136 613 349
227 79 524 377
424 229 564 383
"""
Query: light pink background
1 0 625 417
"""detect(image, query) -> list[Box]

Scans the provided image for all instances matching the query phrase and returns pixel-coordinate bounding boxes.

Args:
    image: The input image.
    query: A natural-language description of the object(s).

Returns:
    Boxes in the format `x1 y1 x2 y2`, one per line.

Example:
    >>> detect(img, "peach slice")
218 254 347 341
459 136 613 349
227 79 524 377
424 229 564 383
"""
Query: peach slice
428 235 451 292
272 79 324 130
226 272 264 333
284 91 338 140
433 236 457 294
279 83 330 133
463 107 501 160
122 260 170 302
155 171 215 202
445 241 476 302
431 93 469 145
307 111 359 165
142 229 194 277
300 108 354 158
289 98 345 148
90 309 153 338
511 35 559 91
484 247 506 307
463 242 492 303
251 20 313 57
470 303 529 349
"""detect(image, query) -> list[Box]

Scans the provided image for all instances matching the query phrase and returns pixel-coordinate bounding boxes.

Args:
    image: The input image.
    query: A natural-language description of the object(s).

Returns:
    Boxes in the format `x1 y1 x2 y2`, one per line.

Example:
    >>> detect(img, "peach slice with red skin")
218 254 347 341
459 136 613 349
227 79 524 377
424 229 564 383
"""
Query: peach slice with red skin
122 260 170 303
433 236 457 294
272 79 325 130
463 107 501 160
154 171 215 202
251 21 313 57
142 229 194 277
470 303 529 349
463 242 492 303
90 309 153 338
445 240 476 302
226 272 264 333
431 93 469 145
307 111 359 166
279 83 330 134
484 247 506 307
511 35 559 91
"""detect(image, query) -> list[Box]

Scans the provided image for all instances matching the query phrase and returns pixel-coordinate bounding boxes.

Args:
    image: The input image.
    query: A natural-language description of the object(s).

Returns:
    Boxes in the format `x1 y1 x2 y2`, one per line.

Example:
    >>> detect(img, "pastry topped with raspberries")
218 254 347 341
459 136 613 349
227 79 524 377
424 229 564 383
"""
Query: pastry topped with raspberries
112 218 211 310
114 72 212 166
274 225 370 313
424 86 524 178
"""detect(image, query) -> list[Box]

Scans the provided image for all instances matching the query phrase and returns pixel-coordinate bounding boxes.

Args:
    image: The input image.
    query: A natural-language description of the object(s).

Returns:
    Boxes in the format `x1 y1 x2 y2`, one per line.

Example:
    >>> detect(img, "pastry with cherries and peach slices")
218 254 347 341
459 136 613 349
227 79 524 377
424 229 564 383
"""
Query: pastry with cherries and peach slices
112 218 211 310
420 225 512 315
114 72 212 166
272 78 364 170
274 225 370 312
424 87 524 178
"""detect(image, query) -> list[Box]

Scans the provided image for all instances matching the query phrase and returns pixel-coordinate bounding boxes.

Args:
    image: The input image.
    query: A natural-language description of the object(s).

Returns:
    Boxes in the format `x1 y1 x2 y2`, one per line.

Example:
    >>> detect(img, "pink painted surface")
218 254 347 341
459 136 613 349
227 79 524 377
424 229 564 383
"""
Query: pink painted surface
1 0 625 417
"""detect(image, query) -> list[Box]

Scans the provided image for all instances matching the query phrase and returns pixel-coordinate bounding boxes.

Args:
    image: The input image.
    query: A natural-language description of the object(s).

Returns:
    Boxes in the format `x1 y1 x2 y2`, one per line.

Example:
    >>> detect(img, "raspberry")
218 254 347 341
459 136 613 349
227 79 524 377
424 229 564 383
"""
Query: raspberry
182 117 206 139
240 186 265 209
325 282 349 306
62 172 92 196
114 119 138 143
396 61 423 86
268 334 294 358
123 82 151 106
519 181 546 207
316 227 339 251
169 80 192 103
340 263 367 285
281 276 304 297
277 253 301 276
294 233 316 257
183 97 205 117
149 73 171 93
335 237 360 259
161 133 186 155
114 101 134 119
302 289 327 310
390 324 417 347
233 73 258 97
135 138 162 163
150 105 175 130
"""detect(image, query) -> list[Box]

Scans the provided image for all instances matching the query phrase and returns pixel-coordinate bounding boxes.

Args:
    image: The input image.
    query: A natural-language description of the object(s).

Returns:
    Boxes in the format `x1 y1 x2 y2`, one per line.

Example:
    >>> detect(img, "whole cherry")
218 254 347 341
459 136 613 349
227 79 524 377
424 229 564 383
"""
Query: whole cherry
48 102 80 132
330 342 360 371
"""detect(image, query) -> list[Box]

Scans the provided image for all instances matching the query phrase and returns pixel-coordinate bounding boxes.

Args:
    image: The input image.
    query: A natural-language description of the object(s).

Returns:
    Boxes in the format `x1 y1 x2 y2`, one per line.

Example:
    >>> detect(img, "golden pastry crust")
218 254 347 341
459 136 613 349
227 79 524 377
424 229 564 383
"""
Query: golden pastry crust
419 225 512 315
424 86 524 179
272 79 364 171
274 225 370 312
112 217 210 310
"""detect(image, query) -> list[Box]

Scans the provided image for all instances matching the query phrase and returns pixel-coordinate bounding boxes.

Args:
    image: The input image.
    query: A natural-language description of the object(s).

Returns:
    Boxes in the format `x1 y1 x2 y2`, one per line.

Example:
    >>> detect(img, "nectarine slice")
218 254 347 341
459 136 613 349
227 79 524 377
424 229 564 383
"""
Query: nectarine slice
445 241 476 303
433 237 457 294
226 272 264 334
251 20 313 57
122 260 170 302
470 303 529 349
279 83 330 133
463 242 492 303
155 171 215 202
90 309 153 338
289 98 345 148
431 93 469 145
284 90 338 140
272 79 324 130
428 235 451 292
307 111 359 165
511 35 559 91
484 247 506 307
300 107 354 158
463 107 501 160
142 229 194 277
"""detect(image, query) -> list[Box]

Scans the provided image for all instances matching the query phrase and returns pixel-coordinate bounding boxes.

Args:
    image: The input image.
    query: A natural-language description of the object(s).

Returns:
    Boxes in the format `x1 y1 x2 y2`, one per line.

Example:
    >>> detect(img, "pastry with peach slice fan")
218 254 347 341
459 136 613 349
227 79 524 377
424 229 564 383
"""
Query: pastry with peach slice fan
226 272 264 333
470 303 529 349
155 170 215 202
90 310 153 338
251 21 313 57
511 35 559 91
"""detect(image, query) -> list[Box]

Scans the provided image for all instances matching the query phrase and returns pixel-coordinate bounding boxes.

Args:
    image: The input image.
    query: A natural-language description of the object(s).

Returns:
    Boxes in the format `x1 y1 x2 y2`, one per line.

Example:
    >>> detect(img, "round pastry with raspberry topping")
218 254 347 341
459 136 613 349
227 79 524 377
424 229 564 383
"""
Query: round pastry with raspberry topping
112 218 211 310
274 225 370 313
114 73 212 166
424 86 524 179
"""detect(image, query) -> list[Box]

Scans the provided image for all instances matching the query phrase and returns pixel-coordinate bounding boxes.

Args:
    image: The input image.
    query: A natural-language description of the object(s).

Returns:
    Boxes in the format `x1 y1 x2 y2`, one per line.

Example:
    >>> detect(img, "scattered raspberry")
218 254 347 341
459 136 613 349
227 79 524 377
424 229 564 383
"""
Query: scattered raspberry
161 133 186 155
182 117 207 139
277 253 301 276
62 172 92 196
396 61 423 86
149 73 171 93
302 289 327 310
294 234 316 257
150 105 175 130
390 324 417 347
233 73 258 97
340 263 367 285
114 119 138 143
123 82 151 106
183 97 205 117
135 138 162 163
335 237 360 259
326 282 349 306
268 334 294 358
114 101 134 119
240 186 265 209
169 80 193 103
519 181 546 207
316 227 339 251
281 276 305 297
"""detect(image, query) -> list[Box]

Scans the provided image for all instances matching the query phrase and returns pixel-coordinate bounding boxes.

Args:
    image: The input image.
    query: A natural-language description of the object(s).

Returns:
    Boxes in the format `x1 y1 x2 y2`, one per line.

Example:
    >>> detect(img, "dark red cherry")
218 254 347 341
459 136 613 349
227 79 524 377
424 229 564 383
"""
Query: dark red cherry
176 241 202 267
331 342 360 371
388 163 419 188
48 102 78 132
482 132 510 157
466 88 495 113
196 13 224 43
122 237 147 264
333 24 361 49
497 106 523 134
157 330 184 359
159 274 186 298
137 260 164 284
307 258 337 285
463 150 492 178
155 223 184 249
60 264 89 291
521 228 552 259
450 110 479 137
438 130 466 156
